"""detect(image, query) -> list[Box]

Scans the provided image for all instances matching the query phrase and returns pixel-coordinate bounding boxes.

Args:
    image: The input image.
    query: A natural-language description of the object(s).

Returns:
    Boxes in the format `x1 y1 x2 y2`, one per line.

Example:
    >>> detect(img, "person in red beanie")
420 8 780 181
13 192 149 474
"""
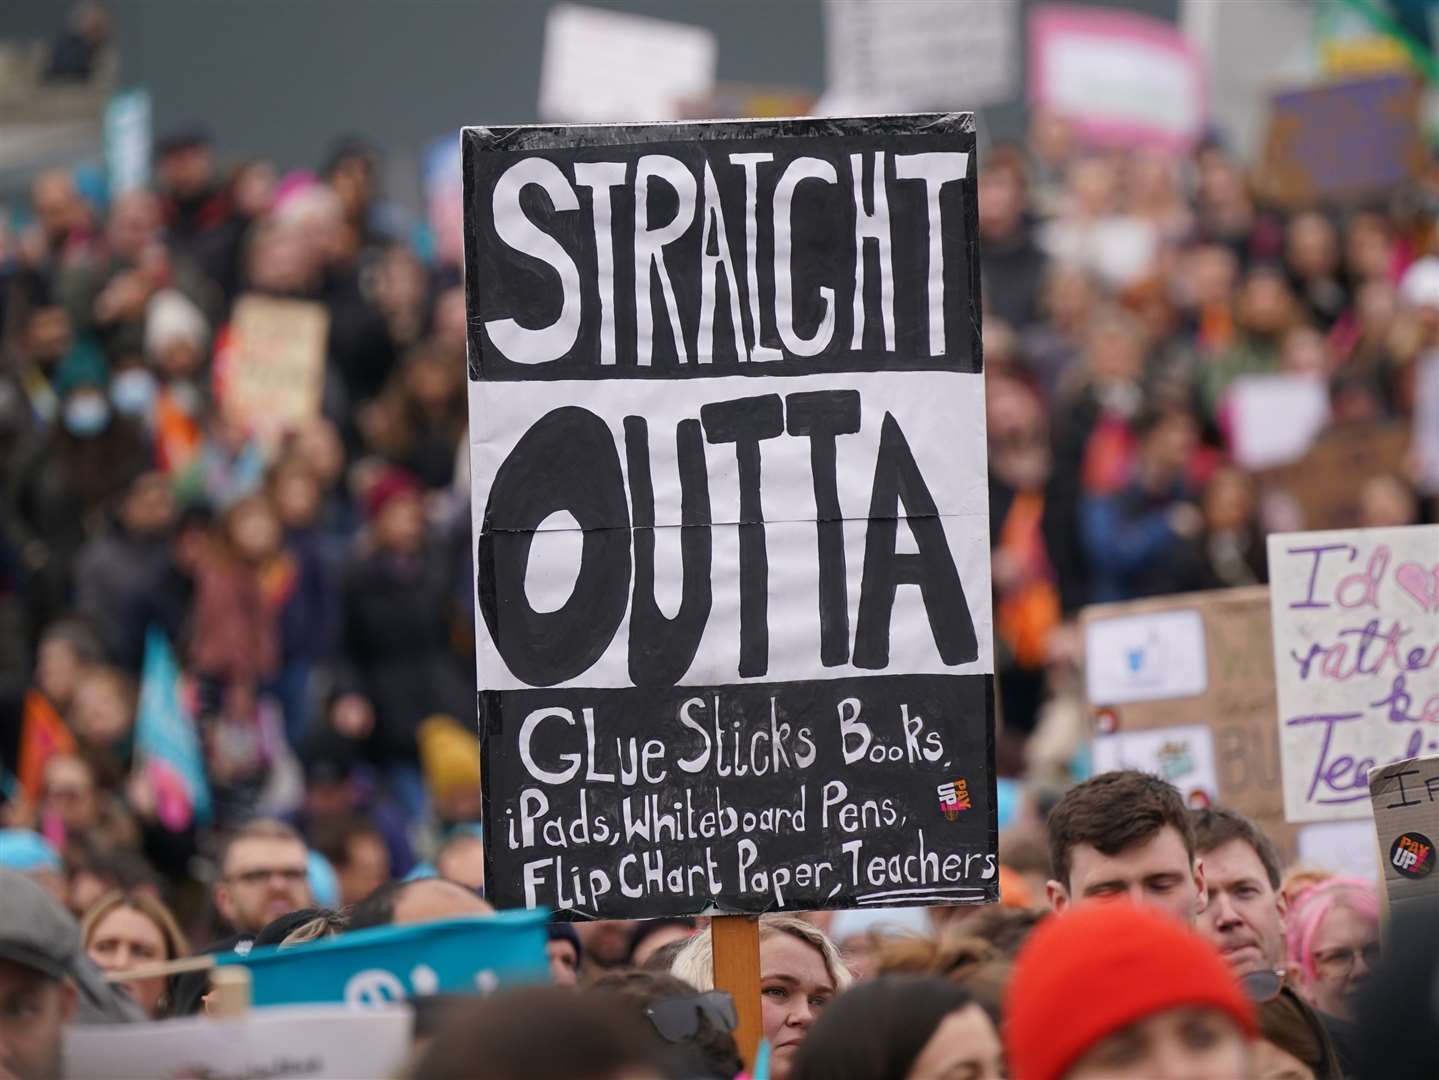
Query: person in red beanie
1004 901 1256 1080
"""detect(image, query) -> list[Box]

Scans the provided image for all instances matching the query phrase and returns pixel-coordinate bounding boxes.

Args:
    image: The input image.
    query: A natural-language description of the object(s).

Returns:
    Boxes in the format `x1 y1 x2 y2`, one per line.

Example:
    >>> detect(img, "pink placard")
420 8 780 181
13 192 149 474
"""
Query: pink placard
1029 4 1207 151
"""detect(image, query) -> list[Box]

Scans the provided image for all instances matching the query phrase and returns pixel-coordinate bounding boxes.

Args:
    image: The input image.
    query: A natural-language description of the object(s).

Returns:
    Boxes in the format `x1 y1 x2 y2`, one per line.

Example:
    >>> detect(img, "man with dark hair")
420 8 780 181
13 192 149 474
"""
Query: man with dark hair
1192 807 1287 976
1045 770 1207 924
347 877 491 931
311 817 391 907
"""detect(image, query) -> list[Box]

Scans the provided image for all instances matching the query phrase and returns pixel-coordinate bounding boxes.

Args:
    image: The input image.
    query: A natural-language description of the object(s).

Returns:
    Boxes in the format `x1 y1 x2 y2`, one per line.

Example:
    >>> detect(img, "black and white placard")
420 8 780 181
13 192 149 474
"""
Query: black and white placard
464 114 996 920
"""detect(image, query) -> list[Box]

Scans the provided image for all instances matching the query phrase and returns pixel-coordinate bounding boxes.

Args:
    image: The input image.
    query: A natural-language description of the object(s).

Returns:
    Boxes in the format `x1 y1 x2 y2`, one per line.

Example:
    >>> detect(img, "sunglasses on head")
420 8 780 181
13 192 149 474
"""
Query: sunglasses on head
1241 969 1285 1003
644 990 738 1043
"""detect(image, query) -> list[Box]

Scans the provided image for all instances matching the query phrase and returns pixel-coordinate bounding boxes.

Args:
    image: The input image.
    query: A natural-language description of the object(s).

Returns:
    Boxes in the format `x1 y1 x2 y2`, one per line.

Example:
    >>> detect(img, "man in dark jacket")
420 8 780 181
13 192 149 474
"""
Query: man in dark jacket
330 469 471 822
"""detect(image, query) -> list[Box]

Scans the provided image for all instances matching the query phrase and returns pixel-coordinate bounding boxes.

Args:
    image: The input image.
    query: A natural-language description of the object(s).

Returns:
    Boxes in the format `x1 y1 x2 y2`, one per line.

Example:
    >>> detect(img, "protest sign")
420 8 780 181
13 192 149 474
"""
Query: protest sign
1028 5 1206 151
1256 72 1424 207
1082 587 1297 860
820 0 1015 113
65 1004 411 1080
423 131 464 268
1259 421 1409 531
538 4 716 124
1369 753 1439 919
1268 525 1439 824
1228 373 1329 470
463 114 995 920
1416 353 1439 496
217 911 549 1006
218 294 328 447
103 88 150 196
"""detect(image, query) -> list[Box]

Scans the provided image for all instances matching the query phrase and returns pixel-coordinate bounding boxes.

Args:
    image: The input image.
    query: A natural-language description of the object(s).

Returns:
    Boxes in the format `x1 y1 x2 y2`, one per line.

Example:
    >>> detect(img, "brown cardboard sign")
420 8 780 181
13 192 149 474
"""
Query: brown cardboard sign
1369 754 1439 918
1259 421 1409 532
1081 586 1297 861
219 294 329 449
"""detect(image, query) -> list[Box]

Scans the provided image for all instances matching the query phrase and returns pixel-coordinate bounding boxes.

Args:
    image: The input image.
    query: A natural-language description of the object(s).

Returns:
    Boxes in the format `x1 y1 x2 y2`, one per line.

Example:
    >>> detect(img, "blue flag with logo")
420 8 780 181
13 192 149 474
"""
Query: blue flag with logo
217 911 550 1007
135 627 211 829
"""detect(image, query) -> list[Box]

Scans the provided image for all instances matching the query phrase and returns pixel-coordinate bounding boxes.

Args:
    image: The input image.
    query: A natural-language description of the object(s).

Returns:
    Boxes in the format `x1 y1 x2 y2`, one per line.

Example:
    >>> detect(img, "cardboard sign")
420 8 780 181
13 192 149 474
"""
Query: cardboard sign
1268 525 1439 823
821 0 1015 112
1416 353 1439 496
1082 587 1297 860
220 295 328 447
1259 421 1410 531
463 115 996 919
1256 73 1424 207
1369 754 1439 918
216 911 549 1006
65 1005 411 1080
1229 373 1330 470
538 3 717 123
1028 5 1206 151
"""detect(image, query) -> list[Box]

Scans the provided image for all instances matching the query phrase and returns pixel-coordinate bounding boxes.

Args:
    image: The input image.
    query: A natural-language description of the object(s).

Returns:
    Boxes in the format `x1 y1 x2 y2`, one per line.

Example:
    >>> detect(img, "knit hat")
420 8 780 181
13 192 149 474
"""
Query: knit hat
417 715 482 806
365 466 421 522
144 288 210 359
1003 903 1256 1080
51 337 109 398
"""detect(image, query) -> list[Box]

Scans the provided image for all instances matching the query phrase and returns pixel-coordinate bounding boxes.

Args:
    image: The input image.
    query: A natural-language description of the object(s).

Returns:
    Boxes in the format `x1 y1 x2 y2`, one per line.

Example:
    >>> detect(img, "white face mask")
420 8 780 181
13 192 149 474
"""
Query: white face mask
111 368 157 417
63 392 111 437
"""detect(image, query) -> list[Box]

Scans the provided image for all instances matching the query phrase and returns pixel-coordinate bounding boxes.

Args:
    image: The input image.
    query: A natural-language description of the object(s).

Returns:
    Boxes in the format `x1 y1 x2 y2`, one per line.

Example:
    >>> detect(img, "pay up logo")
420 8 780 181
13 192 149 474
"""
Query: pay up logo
1389 832 1435 880
937 779 971 821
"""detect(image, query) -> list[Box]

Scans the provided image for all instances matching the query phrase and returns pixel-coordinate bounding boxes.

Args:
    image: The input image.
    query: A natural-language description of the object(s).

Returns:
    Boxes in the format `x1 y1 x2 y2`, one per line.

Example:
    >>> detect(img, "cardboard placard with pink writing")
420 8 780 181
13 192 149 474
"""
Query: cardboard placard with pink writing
1268 526 1439 824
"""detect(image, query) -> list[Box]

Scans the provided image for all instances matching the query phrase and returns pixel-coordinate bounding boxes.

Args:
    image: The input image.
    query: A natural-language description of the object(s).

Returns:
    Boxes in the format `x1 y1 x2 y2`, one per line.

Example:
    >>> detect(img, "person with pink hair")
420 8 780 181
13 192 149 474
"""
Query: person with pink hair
1285 876 1380 1040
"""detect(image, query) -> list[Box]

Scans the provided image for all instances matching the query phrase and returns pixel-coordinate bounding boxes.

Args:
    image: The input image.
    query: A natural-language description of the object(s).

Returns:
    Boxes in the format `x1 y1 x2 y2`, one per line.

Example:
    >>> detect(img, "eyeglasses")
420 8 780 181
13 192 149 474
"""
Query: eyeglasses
1240 969 1285 1003
1313 942 1381 978
644 991 738 1043
229 867 308 887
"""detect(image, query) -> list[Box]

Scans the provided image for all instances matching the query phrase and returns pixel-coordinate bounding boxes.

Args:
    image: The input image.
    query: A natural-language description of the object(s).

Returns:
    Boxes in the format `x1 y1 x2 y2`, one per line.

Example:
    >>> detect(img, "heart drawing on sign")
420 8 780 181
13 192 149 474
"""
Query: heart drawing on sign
1395 562 1439 613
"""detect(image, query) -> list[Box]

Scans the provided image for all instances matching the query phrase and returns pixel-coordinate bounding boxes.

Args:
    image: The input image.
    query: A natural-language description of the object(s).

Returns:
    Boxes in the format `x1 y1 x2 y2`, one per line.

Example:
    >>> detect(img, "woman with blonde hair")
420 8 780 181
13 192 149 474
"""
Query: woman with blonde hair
670 915 850 1080
82 890 189 1018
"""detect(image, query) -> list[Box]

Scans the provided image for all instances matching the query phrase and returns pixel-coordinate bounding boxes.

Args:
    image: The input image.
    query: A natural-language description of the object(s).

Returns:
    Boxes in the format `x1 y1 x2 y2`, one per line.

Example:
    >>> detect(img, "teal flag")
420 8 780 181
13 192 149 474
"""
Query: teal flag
217 911 550 1007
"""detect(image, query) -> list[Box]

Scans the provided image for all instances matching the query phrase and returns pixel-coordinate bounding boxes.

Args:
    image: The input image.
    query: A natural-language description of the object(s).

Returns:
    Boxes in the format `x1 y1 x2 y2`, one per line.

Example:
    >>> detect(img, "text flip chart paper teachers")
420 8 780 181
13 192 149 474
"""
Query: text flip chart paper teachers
462 115 995 920
1268 525 1439 823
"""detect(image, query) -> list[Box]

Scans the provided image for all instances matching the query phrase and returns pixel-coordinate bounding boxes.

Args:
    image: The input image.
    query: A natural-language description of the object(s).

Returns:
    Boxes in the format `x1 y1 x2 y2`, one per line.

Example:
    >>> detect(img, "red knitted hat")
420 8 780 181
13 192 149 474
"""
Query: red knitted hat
1003 902 1257 1080
366 467 420 521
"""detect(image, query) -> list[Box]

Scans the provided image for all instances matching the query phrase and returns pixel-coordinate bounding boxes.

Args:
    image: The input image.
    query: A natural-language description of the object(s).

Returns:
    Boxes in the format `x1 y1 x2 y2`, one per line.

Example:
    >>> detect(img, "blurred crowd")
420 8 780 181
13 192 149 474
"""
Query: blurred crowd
0 4 1437 1079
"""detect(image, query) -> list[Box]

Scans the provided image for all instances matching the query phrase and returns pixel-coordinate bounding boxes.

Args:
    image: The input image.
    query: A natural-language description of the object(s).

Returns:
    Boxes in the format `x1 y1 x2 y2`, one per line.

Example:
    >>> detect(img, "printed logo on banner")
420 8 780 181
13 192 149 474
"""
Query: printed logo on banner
462 113 998 920
1390 832 1435 880
937 778 972 820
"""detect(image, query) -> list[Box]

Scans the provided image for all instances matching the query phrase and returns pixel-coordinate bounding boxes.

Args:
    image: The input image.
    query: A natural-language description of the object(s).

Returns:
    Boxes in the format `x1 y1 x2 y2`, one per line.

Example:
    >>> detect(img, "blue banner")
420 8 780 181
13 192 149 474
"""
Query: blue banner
217 911 550 1007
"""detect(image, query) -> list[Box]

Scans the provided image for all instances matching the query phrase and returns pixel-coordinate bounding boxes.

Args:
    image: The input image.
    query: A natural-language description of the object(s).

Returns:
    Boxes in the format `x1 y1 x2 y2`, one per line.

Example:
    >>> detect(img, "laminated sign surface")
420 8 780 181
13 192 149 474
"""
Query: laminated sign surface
463 115 996 919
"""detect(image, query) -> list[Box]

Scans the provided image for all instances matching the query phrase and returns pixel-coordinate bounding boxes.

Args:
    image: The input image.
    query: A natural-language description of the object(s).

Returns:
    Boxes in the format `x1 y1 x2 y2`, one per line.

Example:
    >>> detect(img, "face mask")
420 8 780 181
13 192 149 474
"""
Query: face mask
110 369 157 417
63 393 111 437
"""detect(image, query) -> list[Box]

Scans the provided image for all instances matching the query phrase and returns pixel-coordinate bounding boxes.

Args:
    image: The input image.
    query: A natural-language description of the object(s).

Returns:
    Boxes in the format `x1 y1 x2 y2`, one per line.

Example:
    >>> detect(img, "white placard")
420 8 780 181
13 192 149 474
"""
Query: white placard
1415 352 1439 495
1268 525 1439 823
539 3 717 123
1084 608 1208 706
1296 819 1380 881
821 0 1016 112
1229 373 1330 470
65 1004 412 1080
470 370 994 691
1092 723 1220 806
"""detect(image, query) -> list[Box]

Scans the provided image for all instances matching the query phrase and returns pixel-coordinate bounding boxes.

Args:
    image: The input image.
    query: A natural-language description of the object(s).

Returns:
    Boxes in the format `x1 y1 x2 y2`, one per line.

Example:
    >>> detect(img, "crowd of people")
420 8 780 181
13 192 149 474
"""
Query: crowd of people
1 5 1438 1079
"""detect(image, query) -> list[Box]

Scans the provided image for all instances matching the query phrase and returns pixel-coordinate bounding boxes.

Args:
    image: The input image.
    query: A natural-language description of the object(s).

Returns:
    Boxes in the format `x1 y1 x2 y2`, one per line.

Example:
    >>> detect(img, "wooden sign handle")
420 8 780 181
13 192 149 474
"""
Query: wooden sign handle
711 914 762 1071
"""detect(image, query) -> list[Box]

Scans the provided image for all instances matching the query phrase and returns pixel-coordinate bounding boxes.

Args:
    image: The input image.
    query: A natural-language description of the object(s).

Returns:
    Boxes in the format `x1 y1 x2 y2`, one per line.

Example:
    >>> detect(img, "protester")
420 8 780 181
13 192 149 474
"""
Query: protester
791 976 1003 1080
1192 807 1287 976
80 890 189 1018
591 969 745 1080
1285 877 1381 1071
627 918 697 970
545 923 582 987
409 985 669 1080
1004 901 1256 1080
1045 770 1205 922
672 915 850 1080
212 819 313 938
346 876 493 929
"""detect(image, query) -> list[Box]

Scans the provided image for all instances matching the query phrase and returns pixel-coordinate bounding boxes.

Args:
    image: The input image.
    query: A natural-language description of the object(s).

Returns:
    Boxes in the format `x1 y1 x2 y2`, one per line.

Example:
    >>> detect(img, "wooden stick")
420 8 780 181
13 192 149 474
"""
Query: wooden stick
208 965 251 1018
711 914 762 1071
104 954 218 983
